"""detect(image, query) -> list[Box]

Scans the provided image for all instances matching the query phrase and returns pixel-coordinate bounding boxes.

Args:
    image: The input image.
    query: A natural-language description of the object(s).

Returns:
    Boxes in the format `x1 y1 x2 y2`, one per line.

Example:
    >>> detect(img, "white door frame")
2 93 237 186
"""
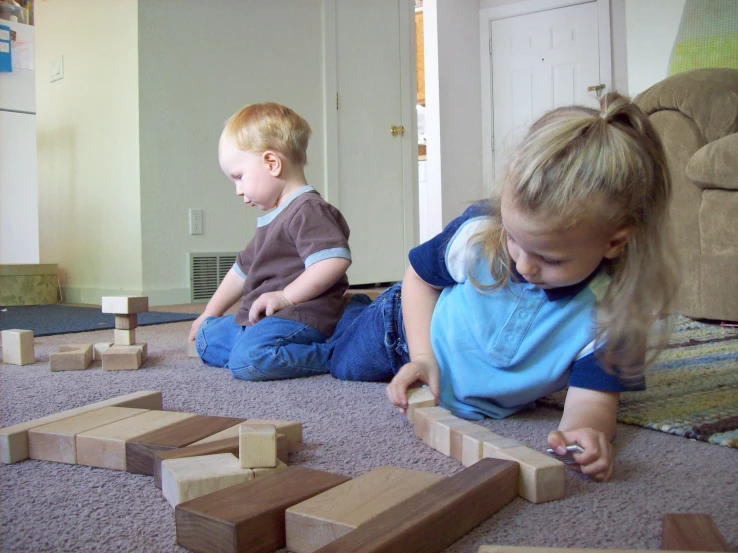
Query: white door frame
479 0 612 189
321 0 419 272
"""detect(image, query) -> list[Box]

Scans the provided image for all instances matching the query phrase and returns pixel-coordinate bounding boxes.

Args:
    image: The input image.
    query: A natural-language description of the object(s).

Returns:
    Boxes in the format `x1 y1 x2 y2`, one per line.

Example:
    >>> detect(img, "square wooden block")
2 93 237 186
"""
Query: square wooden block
482 443 565 503
2 329 35 366
101 296 149 314
405 387 436 423
239 423 277 469
49 344 93 372
114 329 136 346
115 314 138 330
413 407 457 448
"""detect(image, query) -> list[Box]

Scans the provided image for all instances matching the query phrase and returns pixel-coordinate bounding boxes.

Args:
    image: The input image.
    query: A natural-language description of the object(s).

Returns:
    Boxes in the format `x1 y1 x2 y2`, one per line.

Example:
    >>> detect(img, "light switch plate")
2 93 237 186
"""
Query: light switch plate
50 55 64 82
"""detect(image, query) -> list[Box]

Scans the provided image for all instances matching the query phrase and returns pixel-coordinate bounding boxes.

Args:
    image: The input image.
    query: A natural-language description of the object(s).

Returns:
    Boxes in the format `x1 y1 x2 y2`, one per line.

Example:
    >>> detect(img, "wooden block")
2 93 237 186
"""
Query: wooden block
413 407 456 448
28 407 148 464
125 414 246 475
461 429 506 467
405 386 436 423
662 514 729 551
132 342 148 362
193 419 303 453
49 344 93 371
449 423 488 463
1 329 35 365
479 548 684 553
115 314 137 330
76 410 196 471
483 437 524 450
93 343 112 361
482 443 565 503
239 423 277 469
252 459 288 478
101 345 142 370
286 466 444 553
175 466 351 553
101 296 149 314
0 390 162 464
313 458 519 553
162 453 254 507
434 417 476 457
154 437 240 488
114 328 136 346
276 432 288 464
187 340 199 358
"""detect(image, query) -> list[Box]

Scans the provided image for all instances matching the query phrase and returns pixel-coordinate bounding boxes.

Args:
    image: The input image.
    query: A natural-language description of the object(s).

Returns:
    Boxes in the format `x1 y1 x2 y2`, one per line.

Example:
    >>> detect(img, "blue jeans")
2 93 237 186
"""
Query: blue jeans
328 283 410 381
196 314 330 381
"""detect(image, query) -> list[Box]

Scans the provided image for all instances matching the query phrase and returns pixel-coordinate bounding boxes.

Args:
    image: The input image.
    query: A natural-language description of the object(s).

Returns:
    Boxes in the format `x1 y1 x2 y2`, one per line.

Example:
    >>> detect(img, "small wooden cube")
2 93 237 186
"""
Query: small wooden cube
114 329 136 346
187 340 198 358
405 387 436 423
115 314 137 330
482 443 565 503
161 453 254 507
435 418 476 457
101 345 142 371
461 429 505 467
1 329 35 366
101 296 149 314
413 407 457 448
50 344 94 371
239 423 277 469
449 423 488 463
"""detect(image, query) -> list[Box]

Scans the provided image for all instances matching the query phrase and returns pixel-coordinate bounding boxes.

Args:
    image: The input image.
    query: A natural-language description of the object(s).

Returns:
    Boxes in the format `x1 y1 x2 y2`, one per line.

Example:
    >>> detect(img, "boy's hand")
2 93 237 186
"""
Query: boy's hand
249 291 294 324
188 313 209 342
386 353 440 414
547 428 614 482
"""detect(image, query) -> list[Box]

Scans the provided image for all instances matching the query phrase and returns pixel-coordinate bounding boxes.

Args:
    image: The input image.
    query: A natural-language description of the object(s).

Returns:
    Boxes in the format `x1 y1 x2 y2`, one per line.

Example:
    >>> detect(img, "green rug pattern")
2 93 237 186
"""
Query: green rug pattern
540 316 738 448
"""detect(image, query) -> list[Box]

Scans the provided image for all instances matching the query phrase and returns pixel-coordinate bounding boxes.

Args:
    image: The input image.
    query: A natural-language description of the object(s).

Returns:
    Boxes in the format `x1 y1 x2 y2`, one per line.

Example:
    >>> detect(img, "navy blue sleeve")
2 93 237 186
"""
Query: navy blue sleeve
569 352 646 392
408 201 491 287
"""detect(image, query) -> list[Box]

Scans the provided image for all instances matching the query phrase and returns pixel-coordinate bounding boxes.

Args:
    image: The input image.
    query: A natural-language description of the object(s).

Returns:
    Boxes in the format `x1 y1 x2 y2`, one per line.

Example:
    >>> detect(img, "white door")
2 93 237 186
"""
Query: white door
490 2 601 178
329 0 415 285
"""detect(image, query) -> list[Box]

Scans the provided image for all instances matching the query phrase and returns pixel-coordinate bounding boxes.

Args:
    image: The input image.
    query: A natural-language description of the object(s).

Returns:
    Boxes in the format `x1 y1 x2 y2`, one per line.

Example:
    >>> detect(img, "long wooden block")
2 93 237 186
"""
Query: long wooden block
313 457 519 553
28 407 148 464
125 415 246 475
175 466 351 553
461 429 506 467
1 329 35 365
49 344 93 371
662 514 729 551
192 419 302 453
0 390 163 464
482 443 565 503
101 296 149 314
405 386 436 423
251 460 288 478
115 314 137 330
162 453 254 507
479 548 721 553
154 437 241 489
239 423 277 469
414 407 457 448
76 410 196 471
286 466 444 553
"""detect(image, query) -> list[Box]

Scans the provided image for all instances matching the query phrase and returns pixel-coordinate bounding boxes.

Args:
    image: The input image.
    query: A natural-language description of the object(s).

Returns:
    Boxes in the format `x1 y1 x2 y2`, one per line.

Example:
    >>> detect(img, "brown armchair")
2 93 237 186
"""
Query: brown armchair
635 68 738 322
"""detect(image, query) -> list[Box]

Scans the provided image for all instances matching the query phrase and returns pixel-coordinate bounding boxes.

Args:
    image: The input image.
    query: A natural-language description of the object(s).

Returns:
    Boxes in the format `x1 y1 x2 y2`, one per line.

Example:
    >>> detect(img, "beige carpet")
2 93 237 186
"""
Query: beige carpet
1 312 736 553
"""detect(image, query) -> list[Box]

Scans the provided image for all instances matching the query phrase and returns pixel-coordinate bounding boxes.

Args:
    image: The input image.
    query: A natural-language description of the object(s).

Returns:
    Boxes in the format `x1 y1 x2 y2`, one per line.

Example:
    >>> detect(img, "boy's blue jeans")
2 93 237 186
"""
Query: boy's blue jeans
196 314 330 381
327 283 410 381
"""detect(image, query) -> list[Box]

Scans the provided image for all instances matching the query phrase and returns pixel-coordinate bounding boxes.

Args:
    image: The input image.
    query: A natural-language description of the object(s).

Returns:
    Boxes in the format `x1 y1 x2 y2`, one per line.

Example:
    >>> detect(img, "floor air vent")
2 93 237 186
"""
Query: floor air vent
189 252 238 302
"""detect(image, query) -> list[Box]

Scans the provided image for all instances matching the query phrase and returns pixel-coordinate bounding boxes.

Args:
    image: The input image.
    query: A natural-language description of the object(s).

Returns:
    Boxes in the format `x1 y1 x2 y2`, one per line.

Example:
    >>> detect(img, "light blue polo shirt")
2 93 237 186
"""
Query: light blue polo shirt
409 202 643 421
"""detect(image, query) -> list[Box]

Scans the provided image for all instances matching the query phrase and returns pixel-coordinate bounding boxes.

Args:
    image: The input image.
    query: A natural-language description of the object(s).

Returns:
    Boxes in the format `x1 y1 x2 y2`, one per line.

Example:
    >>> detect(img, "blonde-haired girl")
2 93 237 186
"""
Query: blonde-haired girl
327 92 678 482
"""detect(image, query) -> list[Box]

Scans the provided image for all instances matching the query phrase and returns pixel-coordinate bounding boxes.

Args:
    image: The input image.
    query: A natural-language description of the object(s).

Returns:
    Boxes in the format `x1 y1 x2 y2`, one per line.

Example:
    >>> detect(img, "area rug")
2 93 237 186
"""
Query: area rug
540 316 738 448
0 305 198 336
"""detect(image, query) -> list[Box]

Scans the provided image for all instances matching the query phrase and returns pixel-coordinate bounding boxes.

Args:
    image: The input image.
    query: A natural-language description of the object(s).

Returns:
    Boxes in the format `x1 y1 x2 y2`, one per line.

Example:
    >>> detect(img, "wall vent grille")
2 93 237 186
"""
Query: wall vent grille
188 252 238 302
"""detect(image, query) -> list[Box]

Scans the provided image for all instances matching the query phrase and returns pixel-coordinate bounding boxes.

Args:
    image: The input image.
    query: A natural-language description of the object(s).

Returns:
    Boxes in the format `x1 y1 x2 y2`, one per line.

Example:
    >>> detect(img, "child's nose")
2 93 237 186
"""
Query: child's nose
516 253 539 277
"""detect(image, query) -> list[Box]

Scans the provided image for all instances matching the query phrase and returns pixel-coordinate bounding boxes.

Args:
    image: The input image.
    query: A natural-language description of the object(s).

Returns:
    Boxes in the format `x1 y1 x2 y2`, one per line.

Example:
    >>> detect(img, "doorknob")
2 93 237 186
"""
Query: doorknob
390 125 405 136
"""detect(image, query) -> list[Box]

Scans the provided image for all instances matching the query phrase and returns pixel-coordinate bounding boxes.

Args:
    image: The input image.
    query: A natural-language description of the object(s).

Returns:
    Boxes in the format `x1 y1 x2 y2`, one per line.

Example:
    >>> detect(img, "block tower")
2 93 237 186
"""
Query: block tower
100 297 149 370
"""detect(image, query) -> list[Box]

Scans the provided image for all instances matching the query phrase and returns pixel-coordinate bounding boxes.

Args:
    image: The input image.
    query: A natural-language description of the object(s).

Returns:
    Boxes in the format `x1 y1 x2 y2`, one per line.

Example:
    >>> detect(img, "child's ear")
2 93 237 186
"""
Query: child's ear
603 227 632 259
262 151 282 177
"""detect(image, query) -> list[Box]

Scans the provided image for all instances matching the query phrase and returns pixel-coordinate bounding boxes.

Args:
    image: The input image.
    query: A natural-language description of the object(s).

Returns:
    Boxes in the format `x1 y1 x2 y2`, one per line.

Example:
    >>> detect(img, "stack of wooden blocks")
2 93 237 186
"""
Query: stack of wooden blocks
99 296 150 370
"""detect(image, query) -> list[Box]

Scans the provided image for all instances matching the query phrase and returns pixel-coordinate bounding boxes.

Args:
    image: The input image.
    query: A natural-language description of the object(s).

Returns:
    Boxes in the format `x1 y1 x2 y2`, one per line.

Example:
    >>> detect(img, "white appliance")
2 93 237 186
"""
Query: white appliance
0 19 39 263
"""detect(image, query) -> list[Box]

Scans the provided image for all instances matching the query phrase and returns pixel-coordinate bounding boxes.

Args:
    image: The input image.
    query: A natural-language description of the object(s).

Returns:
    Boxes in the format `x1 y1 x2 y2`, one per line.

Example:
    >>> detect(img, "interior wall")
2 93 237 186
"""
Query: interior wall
137 0 326 305
35 0 143 303
625 0 686 97
424 0 483 233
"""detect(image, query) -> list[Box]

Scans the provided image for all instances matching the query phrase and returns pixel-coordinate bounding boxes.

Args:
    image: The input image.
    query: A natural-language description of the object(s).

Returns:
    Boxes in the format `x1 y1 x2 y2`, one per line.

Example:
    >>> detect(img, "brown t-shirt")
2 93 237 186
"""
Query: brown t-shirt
233 187 351 337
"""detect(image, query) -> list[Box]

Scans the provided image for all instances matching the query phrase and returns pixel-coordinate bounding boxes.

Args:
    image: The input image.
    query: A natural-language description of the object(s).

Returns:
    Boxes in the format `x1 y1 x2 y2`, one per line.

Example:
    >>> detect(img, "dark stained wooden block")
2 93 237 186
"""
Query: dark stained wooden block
313 457 519 553
153 437 241 488
175 466 350 553
125 415 245 476
661 514 729 551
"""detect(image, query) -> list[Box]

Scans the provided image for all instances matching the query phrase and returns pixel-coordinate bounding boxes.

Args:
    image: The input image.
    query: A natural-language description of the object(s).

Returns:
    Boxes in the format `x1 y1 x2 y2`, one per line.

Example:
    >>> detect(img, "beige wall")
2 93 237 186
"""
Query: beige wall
137 0 326 305
35 0 142 303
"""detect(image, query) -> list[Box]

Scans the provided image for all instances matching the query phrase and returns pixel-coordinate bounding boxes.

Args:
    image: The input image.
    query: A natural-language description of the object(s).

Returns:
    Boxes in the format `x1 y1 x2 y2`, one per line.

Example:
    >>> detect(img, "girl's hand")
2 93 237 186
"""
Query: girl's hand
547 428 614 482
188 313 209 342
248 291 294 324
386 354 440 414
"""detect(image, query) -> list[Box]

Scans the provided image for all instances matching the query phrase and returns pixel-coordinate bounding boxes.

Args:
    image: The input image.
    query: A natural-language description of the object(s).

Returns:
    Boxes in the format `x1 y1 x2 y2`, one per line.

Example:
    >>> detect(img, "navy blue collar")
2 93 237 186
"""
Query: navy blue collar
511 263 600 301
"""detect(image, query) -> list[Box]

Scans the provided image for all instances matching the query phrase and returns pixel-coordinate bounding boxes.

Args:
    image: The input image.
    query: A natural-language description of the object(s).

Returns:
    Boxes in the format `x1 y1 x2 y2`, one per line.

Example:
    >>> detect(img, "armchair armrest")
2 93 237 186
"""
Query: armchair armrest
687 134 738 191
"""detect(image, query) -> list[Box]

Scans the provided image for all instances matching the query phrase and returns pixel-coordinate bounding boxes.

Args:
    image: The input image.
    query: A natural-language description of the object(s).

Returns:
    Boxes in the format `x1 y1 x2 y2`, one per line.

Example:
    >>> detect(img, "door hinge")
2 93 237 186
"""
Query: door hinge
336 93 339 111
489 38 493 55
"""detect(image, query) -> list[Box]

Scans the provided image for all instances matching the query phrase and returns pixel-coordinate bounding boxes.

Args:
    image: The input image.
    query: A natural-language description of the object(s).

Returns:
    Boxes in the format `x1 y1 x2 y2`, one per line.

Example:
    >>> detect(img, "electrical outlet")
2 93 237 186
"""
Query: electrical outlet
189 209 203 235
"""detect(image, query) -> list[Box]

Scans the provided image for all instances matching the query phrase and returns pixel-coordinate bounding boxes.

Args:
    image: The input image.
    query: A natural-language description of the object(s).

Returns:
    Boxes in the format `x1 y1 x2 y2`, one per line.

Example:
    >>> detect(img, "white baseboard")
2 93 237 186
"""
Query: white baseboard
61 286 192 307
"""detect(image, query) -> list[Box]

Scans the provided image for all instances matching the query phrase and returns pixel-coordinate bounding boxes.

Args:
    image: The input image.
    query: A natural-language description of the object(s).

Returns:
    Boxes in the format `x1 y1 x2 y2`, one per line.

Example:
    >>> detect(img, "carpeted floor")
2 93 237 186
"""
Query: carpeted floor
1 318 737 553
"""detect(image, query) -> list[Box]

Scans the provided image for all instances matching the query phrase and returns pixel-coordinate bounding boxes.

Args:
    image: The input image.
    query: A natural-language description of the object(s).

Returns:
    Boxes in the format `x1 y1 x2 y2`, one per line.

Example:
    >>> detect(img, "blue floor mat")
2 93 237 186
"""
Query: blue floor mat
0 304 198 336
